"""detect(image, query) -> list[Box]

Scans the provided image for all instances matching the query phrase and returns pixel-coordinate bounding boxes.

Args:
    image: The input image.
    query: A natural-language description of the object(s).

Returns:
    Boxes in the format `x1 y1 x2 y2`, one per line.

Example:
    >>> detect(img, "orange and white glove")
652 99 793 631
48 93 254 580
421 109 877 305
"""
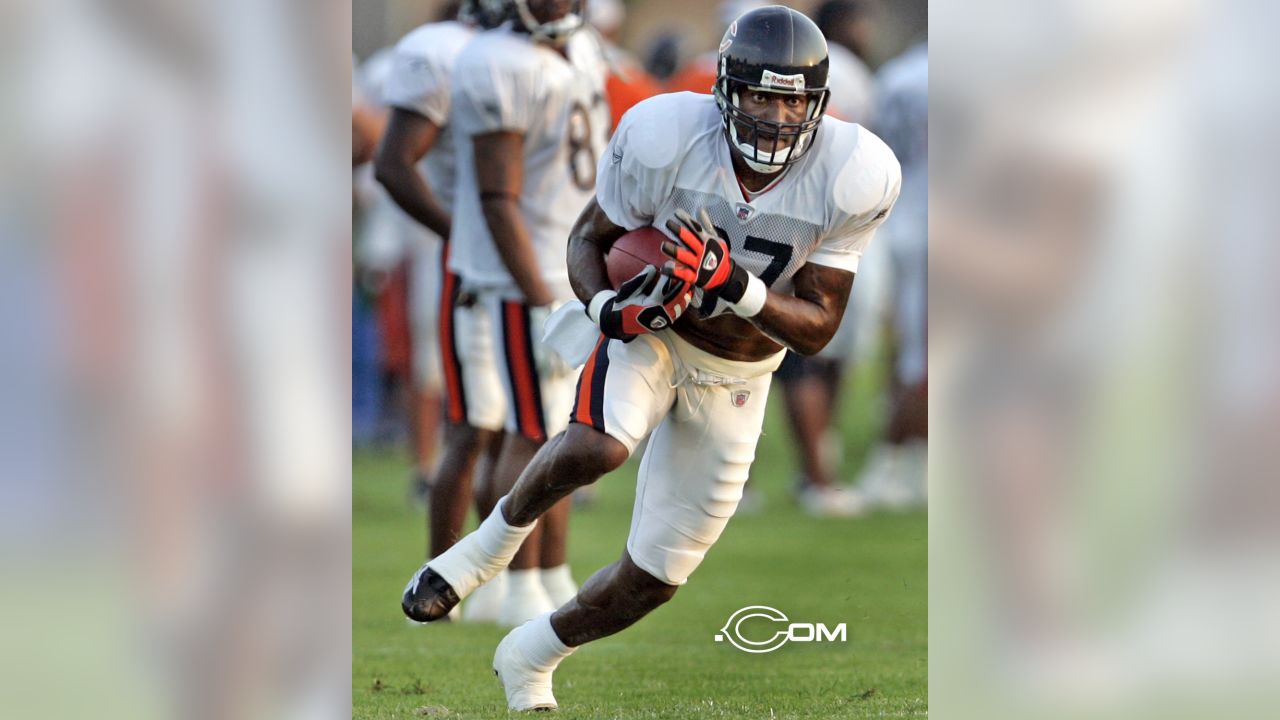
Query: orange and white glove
662 208 767 317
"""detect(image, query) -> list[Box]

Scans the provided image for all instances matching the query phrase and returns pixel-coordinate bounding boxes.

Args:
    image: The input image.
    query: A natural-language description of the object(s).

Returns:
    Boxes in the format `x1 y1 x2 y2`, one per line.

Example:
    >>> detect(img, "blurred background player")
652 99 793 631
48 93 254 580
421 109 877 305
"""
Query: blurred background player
665 0 765 95
437 0 608 626
588 0 664 132
354 46 443 495
813 0 877 124
849 36 928 510
774 0 885 516
375 0 514 622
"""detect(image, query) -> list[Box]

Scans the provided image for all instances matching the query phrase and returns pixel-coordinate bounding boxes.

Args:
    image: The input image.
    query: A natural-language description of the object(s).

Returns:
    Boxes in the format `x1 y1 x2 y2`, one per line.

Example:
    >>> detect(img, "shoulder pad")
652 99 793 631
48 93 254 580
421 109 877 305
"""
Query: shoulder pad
617 92 716 171
831 125 902 217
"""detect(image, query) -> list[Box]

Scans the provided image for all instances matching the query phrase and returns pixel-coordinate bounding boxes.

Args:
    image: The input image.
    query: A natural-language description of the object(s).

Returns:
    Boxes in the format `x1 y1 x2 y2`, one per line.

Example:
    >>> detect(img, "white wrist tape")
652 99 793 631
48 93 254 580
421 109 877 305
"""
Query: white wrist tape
586 290 617 325
727 273 767 318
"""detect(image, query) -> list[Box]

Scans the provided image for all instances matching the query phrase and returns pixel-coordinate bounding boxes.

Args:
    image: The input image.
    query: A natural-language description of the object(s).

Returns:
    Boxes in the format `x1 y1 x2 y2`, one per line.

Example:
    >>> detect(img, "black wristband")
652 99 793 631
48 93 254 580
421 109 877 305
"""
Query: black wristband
597 299 636 342
719 263 752 305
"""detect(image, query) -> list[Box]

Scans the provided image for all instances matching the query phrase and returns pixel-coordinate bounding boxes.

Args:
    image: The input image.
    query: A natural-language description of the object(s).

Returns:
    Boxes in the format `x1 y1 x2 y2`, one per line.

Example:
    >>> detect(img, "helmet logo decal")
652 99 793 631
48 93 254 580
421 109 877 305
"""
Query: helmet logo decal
761 70 805 91
719 36 734 54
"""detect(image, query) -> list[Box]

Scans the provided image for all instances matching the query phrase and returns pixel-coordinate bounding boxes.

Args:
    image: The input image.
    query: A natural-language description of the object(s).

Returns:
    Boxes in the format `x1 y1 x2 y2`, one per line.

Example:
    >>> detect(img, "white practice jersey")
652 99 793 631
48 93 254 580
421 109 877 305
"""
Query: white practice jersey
876 42 928 250
448 25 609 295
597 92 900 317
826 42 877 126
382 20 475 213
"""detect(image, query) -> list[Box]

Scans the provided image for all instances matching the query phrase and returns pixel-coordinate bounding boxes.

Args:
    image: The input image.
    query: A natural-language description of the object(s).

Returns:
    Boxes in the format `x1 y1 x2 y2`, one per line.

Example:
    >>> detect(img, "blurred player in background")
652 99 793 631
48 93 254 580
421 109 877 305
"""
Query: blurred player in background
665 0 765 95
813 0 876 125
355 47 441 487
775 0 884 516
375 0 516 622
850 36 928 509
403 6 900 710
411 0 609 627
588 0 664 131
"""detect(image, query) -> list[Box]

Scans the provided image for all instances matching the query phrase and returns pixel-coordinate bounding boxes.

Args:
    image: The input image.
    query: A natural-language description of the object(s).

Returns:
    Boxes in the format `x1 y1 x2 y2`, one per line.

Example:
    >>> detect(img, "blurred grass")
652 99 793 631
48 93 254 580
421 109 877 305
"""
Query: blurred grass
353 356 926 718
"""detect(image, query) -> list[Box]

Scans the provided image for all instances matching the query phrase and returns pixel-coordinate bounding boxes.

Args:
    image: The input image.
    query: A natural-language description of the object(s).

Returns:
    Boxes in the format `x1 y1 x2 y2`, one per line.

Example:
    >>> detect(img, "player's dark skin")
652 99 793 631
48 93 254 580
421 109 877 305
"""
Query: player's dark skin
374 108 505 559
473 128 573 571
494 91 857 647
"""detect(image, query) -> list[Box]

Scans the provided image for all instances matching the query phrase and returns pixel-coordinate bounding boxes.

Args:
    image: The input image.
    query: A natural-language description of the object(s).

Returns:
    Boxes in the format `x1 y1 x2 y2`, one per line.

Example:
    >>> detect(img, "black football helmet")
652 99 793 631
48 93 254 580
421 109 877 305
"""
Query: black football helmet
714 6 831 172
459 0 511 29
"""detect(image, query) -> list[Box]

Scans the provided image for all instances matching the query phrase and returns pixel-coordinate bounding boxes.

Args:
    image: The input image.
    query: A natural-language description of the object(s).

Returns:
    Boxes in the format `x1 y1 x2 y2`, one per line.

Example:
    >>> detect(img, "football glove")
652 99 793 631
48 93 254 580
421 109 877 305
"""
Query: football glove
590 265 693 341
663 208 751 302
663 208 768 317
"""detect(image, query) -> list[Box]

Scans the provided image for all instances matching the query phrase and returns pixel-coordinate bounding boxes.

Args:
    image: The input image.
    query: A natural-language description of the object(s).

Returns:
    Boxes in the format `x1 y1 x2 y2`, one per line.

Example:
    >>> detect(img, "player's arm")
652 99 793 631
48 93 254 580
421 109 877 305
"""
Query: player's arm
749 263 853 355
373 108 452 239
473 130 555 307
566 197 627 306
569 197 693 341
352 103 385 167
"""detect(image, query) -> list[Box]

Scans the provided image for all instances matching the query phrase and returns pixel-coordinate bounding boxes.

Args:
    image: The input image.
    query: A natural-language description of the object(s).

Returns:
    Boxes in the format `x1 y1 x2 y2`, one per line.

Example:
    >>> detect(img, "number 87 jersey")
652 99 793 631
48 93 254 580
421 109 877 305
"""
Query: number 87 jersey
597 92 902 317
448 24 609 298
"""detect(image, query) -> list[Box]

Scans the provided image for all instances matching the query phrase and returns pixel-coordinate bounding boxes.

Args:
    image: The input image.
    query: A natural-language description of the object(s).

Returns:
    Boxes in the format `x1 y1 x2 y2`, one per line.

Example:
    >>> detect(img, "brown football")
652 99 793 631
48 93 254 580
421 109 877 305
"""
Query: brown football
606 226 670 289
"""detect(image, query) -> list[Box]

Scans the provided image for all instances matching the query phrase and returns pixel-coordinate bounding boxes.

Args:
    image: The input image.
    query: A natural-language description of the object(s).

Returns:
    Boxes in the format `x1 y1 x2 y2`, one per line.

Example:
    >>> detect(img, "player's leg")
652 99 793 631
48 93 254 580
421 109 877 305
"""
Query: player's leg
407 235 444 504
402 280 510 622
499 424 630 525
854 233 928 508
459 427 509 623
778 352 838 486
501 331 676 526
537 495 575 604
550 550 678 645
427 422 499 557
403 334 673 623
493 348 776 709
471 425 506 519
425 263 508 559
492 551 676 710
490 298 579 623
404 427 630 624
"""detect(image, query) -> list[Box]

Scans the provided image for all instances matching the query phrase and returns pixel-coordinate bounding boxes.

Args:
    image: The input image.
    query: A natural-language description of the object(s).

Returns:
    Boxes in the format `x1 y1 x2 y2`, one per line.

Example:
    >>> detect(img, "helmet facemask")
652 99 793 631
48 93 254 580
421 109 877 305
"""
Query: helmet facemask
512 0 585 45
715 73 829 174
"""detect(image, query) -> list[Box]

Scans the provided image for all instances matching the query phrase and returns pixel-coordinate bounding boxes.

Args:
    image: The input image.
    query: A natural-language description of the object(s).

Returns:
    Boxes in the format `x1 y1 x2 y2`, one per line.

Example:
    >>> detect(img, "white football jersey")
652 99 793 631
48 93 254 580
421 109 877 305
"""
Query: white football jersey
597 92 901 316
447 25 609 296
382 20 476 213
826 42 877 126
876 42 928 252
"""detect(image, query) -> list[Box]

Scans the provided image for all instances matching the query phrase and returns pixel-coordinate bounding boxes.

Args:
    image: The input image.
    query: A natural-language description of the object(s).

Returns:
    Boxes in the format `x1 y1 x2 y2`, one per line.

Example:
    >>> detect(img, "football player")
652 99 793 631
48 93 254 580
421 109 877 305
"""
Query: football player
411 0 609 626
374 0 512 621
403 6 901 710
849 39 929 509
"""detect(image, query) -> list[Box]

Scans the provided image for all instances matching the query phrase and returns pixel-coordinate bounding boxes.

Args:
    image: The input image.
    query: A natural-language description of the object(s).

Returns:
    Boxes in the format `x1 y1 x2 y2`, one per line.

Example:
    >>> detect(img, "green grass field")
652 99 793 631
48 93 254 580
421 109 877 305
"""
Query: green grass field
354 370 927 719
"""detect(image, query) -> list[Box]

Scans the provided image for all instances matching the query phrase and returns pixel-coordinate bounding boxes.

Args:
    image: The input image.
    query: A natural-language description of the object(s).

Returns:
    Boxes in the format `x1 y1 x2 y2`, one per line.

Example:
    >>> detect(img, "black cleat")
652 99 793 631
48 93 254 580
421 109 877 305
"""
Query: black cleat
402 567 461 622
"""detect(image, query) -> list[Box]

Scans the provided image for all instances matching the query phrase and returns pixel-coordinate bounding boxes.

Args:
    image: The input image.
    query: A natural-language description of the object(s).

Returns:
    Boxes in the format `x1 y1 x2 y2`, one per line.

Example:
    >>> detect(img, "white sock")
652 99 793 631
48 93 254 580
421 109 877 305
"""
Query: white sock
430 496 536 596
508 568 543 595
516 612 576 671
540 564 578 607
